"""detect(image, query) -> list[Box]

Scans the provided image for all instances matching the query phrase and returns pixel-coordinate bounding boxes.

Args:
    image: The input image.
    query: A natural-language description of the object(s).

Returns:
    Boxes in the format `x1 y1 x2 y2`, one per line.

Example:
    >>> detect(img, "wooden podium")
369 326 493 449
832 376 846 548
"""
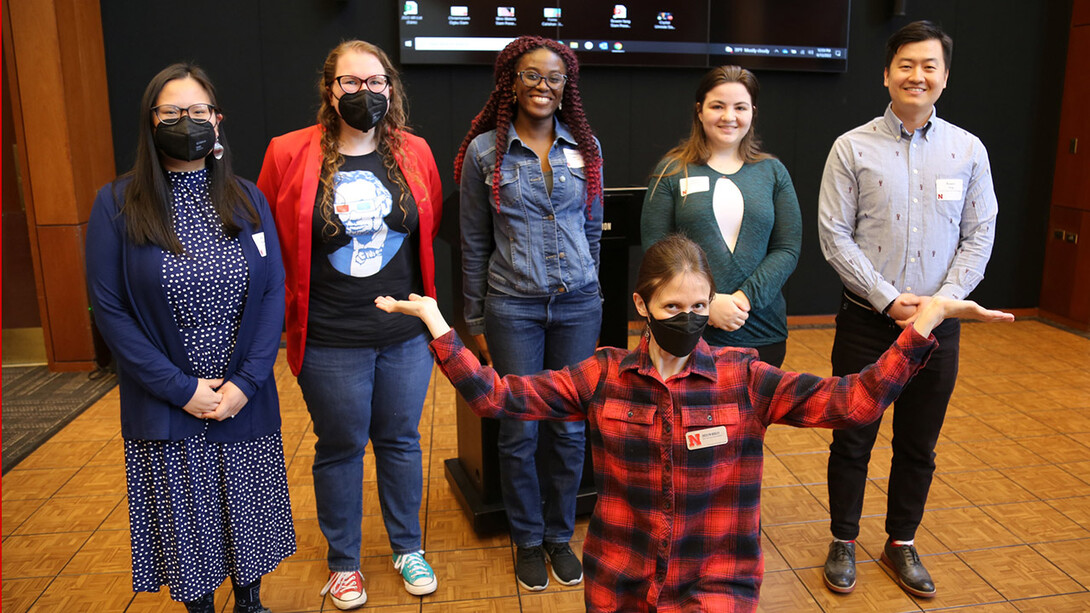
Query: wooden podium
441 187 646 533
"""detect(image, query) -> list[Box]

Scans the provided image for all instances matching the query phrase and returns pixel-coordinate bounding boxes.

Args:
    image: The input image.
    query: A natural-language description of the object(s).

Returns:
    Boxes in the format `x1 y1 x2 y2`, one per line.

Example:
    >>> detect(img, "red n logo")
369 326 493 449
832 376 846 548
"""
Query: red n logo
687 432 702 447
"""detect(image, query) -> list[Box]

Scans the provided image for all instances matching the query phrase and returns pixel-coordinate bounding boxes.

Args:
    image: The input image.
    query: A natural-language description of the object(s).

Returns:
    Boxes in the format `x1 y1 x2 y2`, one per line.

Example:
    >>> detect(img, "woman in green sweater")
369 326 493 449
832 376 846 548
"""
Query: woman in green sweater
642 65 801 366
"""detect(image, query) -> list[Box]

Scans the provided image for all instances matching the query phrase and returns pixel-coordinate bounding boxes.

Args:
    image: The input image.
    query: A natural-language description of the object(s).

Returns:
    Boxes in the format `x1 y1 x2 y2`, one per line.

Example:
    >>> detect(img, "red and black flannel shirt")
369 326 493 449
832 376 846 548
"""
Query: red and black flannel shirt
431 326 935 612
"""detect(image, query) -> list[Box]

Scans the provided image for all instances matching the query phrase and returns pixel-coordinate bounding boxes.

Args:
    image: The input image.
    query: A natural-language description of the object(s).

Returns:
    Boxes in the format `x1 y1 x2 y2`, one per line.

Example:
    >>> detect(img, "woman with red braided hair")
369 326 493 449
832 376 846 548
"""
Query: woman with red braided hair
454 35 604 591
257 40 442 609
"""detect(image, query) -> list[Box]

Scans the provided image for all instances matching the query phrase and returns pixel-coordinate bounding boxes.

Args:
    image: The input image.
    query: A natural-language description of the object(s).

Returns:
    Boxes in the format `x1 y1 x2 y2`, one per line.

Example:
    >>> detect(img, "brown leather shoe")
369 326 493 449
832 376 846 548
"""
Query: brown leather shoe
880 541 936 598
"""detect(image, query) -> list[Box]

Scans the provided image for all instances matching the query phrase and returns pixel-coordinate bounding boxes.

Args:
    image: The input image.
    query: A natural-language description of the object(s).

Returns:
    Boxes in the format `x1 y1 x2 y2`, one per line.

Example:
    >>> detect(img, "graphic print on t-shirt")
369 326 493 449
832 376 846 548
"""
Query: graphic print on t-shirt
328 169 406 277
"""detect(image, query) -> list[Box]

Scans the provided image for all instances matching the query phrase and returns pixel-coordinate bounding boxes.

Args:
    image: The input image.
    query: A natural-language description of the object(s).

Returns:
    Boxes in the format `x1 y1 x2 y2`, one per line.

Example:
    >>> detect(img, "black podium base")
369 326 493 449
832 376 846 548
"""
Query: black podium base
444 458 598 535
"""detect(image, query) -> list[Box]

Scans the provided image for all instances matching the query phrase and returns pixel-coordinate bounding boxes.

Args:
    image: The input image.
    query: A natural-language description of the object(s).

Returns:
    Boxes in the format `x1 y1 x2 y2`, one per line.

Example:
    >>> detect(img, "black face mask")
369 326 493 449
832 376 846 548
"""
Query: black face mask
647 311 709 358
154 117 215 162
337 89 388 132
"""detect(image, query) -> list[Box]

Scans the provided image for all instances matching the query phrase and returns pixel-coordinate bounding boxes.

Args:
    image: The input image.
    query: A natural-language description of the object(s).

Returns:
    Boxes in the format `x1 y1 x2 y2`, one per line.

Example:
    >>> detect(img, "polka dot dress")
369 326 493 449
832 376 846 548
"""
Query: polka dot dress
124 169 295 602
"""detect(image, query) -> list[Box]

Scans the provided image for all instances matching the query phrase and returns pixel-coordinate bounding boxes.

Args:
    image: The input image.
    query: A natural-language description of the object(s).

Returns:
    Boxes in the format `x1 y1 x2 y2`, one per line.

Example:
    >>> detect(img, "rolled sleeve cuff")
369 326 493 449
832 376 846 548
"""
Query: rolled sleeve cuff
429 329 465 363
466 318 486 336
867 283 900 313
899 325 939 362
934 284 966 301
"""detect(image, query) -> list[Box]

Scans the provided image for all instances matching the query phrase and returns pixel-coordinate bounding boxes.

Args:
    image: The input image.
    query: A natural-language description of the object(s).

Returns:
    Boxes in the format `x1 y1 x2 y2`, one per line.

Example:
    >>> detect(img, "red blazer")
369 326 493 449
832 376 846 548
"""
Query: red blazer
257 124 443 375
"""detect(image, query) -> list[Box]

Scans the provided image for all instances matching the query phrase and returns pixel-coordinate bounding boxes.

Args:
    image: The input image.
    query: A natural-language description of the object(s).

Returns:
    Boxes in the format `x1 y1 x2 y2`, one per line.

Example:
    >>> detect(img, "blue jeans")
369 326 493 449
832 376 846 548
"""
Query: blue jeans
296 334 433 571
484 283 602 548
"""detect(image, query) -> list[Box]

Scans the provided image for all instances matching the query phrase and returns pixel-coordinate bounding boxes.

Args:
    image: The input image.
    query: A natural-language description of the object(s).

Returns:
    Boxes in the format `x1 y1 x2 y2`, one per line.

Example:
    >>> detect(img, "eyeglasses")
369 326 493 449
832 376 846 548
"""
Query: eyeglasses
151 103 216 125
334 74 390 95
517 70 568 89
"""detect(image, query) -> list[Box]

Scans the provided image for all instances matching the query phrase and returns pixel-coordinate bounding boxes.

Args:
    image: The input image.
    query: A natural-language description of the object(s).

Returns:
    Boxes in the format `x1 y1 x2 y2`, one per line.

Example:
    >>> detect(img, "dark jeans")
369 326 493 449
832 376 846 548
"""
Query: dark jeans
827 293 960 542
484 284 602 547
297 334 434 570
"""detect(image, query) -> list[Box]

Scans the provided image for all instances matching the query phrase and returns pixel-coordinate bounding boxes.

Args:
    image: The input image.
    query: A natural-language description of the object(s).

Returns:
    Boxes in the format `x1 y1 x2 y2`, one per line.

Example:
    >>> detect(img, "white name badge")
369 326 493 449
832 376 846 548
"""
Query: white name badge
685 425 728 450
936 178 964 201
252 232 267 257
563 148 585 168
679 176 710 197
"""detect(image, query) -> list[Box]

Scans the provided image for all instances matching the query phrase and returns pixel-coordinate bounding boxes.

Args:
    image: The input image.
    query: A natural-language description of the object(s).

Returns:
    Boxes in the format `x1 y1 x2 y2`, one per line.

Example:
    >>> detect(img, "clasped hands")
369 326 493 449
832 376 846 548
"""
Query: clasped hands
887 292 934 328
709 291 751 331
182 379 249 421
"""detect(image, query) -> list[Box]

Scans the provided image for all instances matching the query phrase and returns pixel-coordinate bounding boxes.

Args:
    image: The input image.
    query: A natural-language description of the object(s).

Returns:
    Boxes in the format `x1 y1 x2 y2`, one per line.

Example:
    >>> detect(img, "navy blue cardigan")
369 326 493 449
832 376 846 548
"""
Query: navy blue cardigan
86 176 286 442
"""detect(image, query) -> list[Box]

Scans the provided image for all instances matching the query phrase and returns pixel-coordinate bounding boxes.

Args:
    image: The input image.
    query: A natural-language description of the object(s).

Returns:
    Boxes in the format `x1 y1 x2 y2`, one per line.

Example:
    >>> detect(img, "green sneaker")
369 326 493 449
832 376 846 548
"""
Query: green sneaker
393 550 438 596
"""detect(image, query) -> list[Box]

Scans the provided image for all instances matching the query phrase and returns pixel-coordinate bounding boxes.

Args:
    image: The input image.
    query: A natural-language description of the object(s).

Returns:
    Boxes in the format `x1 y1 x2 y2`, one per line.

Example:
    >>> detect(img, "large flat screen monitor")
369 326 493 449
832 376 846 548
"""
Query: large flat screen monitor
398 0 851 72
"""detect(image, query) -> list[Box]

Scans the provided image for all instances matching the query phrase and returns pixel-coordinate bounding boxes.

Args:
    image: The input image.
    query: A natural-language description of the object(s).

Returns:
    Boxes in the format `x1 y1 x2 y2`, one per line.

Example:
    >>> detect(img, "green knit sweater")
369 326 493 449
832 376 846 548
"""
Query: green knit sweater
641 157 802 348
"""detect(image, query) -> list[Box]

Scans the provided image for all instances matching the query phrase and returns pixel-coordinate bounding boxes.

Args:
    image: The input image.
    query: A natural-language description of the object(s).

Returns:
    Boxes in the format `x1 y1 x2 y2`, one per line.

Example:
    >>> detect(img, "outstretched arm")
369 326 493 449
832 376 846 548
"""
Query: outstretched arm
910 296 1013 337
761 298 1013 429
376 294 597 423
375 293 451 338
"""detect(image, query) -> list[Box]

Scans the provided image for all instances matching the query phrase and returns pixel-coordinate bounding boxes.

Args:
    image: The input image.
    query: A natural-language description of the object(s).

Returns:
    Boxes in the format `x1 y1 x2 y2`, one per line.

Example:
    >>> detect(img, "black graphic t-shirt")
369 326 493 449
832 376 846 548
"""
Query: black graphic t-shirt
306 152 426 347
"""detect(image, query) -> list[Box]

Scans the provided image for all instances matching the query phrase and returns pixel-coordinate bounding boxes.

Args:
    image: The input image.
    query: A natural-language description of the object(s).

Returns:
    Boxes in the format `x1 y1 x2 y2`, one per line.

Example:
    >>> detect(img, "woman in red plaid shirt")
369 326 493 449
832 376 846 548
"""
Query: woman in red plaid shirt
377 235 1011 612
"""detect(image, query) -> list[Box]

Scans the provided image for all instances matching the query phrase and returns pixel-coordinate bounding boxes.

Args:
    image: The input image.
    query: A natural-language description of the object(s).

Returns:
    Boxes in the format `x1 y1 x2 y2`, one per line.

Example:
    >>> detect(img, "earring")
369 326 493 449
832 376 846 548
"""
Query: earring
212 138 224 160
558 100 563 112
512 91 518 105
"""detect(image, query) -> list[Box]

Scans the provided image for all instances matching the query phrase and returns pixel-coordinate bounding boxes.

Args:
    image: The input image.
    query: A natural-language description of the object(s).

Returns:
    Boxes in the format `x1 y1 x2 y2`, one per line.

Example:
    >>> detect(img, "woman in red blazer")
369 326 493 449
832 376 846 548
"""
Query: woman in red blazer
257 40 442 610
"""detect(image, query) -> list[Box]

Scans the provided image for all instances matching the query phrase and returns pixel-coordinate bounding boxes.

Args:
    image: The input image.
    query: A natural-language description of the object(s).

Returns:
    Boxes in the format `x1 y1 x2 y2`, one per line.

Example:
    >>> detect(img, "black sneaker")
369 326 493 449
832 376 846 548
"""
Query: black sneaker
544 542 584 586
823 540 857 594
515 546 549 591
880 541 936 598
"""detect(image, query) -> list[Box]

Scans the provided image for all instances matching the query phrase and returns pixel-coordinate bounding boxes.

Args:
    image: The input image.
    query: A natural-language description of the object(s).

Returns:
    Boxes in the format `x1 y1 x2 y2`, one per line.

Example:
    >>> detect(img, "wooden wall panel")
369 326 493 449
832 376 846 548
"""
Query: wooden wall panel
35 225 95 366
54 0 115 221
7 0 77 226
1051 24 1090 212
1074 0 1089 26
5 0 115 369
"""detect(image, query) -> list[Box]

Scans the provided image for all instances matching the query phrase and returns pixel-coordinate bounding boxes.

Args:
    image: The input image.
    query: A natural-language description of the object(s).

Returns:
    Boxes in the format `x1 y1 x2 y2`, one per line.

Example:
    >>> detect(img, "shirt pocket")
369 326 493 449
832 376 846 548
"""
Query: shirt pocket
680 404 741 469
598 403 658 474
497 167 521 206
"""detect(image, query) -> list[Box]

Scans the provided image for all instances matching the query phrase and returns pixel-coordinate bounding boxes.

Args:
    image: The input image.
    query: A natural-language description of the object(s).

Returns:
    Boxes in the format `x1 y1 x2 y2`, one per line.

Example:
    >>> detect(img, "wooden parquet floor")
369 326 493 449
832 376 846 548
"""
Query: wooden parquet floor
3 319 1090 612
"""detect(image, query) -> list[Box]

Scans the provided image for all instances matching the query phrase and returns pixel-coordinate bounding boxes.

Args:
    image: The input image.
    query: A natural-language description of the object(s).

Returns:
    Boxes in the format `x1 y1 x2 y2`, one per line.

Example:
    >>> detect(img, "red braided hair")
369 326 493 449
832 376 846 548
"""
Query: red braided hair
453 36 602 218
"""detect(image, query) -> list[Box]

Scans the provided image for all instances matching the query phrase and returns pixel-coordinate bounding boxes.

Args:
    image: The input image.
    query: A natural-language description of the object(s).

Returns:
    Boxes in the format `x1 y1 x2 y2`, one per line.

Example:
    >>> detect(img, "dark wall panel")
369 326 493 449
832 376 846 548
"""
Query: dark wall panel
101 0 1071 315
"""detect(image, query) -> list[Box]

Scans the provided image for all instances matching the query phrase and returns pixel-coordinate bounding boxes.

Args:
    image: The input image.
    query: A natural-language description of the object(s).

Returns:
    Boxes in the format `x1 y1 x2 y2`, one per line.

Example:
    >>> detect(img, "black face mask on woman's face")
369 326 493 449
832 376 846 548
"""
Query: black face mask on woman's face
337 89 388 133
647 311 709 358
154 117 215 162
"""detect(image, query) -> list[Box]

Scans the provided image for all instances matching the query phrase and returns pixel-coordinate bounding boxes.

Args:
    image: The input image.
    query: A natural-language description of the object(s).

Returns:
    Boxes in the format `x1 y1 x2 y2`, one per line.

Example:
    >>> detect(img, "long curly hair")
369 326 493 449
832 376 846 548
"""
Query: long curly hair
316 40 415 239
651 65 771 194
453 35 602 217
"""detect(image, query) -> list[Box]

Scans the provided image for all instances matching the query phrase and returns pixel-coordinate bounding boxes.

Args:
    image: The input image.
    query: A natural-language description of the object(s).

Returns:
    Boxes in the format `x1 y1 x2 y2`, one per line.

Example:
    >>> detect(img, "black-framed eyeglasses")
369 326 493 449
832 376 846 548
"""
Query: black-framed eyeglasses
517 70 568 89
151 103 216 125
334 74 390 95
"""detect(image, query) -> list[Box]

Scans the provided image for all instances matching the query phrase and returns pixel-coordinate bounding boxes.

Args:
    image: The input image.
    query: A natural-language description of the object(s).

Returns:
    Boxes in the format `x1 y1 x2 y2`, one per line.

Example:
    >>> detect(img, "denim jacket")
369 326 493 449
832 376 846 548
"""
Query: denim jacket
460 120 604 335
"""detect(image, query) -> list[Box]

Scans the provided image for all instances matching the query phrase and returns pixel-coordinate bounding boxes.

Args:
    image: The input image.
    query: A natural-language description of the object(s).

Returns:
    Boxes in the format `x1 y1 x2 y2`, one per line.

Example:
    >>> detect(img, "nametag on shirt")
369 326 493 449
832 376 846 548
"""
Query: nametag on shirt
679 176 710 197
685 426 728 450
252 232 267 257
563 148 584 168
936 178 964 201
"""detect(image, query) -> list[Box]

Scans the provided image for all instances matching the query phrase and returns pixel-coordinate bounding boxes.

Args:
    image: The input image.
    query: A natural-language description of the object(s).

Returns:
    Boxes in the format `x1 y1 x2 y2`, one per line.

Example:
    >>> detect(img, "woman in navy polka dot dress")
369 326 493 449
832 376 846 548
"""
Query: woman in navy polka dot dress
86 63 294 613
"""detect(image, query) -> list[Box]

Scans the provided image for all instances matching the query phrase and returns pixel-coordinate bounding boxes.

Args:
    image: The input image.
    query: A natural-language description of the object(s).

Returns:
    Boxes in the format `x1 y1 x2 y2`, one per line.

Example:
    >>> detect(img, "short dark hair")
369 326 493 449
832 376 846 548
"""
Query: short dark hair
885 20 953 70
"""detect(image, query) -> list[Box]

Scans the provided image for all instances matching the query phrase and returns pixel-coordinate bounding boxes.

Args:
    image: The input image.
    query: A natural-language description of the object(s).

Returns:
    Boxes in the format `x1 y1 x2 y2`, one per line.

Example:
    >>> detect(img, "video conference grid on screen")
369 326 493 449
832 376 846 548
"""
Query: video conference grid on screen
398 0 851 71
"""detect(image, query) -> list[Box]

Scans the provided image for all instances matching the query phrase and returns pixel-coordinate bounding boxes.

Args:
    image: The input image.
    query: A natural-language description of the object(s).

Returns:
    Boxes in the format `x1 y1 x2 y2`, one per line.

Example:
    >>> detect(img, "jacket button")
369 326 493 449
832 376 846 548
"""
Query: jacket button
559 175 567 182
707 414 713 421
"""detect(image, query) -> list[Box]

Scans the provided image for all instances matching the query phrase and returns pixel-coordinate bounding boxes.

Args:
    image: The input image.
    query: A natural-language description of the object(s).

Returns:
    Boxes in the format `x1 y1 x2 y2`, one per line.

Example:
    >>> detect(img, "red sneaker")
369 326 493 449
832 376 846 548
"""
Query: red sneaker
320 570 368 610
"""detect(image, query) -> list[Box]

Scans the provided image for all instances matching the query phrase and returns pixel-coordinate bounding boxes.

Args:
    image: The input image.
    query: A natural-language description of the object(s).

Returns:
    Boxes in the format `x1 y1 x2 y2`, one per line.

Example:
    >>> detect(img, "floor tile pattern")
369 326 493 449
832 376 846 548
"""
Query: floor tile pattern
3 319 1090 611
